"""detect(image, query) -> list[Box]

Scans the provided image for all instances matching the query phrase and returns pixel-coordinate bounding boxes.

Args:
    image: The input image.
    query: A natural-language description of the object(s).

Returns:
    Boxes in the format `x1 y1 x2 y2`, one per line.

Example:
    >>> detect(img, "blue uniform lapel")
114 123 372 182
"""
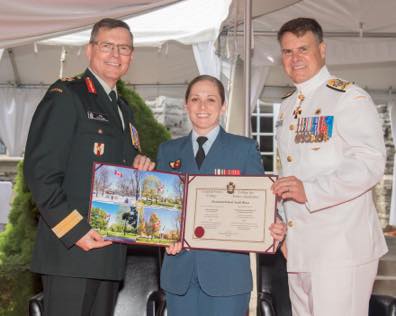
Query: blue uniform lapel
180 132 199 173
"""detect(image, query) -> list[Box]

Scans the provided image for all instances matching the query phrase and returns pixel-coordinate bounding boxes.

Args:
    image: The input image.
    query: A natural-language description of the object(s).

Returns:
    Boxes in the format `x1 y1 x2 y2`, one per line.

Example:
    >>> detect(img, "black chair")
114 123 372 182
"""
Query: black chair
29 246 165 316
256 250 396 316
257 250 292 316
29 292 44 316
369 294 396 316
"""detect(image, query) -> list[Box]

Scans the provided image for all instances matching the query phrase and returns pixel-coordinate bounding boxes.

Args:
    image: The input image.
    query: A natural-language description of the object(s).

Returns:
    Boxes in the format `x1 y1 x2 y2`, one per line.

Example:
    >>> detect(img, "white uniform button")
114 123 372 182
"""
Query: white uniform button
288 220 294 228
287 155 293 162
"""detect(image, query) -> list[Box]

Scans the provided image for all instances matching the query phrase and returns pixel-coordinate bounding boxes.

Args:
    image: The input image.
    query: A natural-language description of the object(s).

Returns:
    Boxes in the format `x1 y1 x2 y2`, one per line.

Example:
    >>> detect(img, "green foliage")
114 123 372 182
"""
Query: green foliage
117 80 171 159
0 161 40 316
146 213 161 237
90 207 109 231
0 269 40 316
0 82 170 314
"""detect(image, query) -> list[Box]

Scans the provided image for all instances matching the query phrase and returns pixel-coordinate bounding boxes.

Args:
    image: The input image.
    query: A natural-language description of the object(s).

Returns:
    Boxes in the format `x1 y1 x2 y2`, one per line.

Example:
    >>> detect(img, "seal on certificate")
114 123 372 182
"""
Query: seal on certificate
194 226 205 238
226 182 235 194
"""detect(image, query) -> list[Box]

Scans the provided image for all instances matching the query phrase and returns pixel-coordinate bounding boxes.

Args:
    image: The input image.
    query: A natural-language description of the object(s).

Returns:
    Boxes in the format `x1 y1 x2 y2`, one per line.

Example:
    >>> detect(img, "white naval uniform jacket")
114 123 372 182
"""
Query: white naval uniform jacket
276 66 388 272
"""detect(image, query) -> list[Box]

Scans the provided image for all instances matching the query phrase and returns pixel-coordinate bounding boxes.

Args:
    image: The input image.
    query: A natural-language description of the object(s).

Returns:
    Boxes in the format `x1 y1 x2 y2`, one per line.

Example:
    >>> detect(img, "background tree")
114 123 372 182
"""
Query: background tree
0 161 40 316
90 208 109 232
132 169 143 200
142 175 161 204
121 207 137 235
0 81 171 315
117 80 171 159
94 166 110 196
146 213 161 237
173 176 184 207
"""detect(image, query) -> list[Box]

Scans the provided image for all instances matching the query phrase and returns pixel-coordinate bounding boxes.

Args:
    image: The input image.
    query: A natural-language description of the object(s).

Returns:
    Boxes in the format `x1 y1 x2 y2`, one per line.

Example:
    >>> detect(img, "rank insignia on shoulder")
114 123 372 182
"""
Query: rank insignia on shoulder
93 142 105 156
282 88 296 99
326 79 352 92
61 76 77 82
49 87 63 94
85 77 97 94
169 159 181 170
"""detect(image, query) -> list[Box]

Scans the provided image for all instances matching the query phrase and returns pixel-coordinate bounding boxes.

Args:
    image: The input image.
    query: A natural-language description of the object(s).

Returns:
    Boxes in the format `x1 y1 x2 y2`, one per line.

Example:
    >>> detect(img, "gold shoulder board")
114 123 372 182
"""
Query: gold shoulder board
326 78 352 92
61 76 77 82
49 87 63 94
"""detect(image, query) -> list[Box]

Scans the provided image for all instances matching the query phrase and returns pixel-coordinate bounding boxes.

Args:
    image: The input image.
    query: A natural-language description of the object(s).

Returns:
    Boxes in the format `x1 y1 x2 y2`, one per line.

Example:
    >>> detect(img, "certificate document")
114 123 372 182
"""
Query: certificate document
183 175 276 253
88 163 277 253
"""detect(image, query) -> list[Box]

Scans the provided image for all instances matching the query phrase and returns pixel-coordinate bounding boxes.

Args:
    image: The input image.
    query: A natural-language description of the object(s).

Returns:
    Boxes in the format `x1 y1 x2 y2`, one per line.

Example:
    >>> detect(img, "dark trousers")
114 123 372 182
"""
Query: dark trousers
41 275 120 316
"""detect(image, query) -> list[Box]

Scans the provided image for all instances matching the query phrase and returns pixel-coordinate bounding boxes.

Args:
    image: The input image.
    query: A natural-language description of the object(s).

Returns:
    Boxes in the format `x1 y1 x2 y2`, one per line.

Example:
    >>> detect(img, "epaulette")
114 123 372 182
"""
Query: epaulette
49 76 83 94
281 88 296 99
60 76 81 82
326 78 352 92
49 87 63 94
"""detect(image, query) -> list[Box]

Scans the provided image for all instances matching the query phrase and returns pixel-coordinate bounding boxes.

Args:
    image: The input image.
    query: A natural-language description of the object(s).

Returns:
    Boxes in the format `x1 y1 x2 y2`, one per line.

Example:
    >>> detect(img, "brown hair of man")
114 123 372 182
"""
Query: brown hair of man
277 17 323 44
89 18 134 49
185 75 225 104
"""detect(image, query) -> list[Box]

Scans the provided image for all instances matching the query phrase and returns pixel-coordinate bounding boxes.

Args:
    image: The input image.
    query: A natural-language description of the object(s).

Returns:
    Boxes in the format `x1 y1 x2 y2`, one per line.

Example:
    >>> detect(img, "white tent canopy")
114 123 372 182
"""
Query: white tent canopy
243 0 396 89
0 0 236 157
1 0 396 88
0 0 181 48
40 0 231 47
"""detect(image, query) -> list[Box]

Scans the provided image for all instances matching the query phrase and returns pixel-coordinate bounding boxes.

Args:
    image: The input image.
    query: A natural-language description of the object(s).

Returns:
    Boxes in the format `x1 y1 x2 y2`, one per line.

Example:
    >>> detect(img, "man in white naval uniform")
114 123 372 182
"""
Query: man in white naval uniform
272 17 388 316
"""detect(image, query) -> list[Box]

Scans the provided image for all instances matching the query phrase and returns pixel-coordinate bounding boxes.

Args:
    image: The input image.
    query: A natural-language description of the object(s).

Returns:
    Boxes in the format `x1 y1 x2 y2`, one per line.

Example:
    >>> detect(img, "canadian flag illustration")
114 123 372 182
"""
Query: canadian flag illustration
114 170 123 177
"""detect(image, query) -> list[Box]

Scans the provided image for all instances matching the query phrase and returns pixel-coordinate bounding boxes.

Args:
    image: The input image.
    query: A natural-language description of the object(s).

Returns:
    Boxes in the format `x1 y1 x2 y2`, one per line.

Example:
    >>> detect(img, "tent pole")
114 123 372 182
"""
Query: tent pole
244 0 252 138
7 49 21 86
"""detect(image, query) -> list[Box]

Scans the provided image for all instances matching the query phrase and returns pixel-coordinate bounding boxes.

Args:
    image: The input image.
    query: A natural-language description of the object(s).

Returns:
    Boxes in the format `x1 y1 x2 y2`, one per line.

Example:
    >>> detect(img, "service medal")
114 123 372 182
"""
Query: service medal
129 123 142 152
169 159 181 170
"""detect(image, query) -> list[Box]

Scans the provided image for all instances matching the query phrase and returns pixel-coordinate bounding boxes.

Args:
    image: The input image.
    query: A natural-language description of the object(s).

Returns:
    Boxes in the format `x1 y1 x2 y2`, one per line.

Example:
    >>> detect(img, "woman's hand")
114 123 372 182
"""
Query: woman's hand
165 242 183 255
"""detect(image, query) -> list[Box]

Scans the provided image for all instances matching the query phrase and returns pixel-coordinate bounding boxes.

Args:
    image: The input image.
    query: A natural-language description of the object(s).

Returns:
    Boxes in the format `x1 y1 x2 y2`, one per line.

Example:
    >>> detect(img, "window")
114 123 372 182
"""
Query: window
0 139 6 155
251 100 280 172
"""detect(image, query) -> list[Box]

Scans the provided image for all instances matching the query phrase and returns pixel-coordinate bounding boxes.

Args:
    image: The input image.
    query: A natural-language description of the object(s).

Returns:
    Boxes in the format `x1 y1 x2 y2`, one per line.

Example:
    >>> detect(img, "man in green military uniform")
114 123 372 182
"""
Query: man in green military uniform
24 18 154 315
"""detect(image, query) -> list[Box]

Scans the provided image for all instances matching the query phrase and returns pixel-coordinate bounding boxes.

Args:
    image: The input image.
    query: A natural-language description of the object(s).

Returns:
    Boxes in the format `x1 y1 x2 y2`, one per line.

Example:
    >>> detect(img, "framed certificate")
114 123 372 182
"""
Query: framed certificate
183 175 276 253
89 162 277 253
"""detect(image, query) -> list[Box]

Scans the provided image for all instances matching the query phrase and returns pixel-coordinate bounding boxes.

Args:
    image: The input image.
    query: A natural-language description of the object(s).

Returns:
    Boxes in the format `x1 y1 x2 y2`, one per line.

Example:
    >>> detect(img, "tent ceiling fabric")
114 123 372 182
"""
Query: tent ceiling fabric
41 0 232 47
232 0 396 89
252 0 301 19
0 0 181 48
252 0 396 33
1 0 396 89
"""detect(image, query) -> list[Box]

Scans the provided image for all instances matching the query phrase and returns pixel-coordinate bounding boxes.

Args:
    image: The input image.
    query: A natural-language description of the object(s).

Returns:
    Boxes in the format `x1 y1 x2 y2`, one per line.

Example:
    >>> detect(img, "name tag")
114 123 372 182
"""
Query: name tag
275 119 283 128
87 111 109 122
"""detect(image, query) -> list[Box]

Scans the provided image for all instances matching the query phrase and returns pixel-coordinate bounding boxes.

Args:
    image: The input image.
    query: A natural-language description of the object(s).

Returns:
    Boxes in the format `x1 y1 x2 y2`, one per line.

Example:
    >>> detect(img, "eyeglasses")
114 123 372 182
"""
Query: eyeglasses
92 41 133 56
